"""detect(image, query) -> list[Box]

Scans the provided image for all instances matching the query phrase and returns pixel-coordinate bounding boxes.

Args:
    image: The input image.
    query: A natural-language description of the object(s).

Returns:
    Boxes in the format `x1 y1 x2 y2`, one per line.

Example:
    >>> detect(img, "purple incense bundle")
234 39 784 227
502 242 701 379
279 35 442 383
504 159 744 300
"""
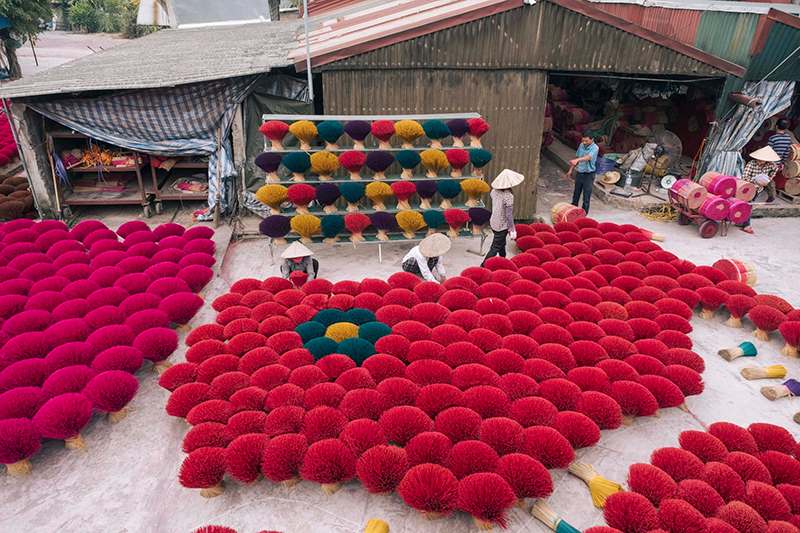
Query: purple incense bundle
416 181 438 209
365 151 395 180
344 120 372 150
469 207 491 236
259 215 291 244
315 183 341 214
446 119 469 147
255 152 283 182
371 212 397 242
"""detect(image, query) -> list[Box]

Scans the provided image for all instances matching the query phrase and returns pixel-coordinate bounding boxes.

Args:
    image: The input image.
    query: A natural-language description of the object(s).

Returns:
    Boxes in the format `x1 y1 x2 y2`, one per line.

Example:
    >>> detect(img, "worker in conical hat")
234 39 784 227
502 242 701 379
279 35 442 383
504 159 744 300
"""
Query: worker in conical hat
401 233 451 283
738 145 781 234
280 241 319 281
482 169 524 266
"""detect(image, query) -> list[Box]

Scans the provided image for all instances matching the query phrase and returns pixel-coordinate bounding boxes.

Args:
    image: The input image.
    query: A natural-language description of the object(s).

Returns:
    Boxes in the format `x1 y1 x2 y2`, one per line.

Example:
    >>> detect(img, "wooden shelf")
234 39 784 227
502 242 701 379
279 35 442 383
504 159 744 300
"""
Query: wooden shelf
70 164 143 173
269 174 484 185
261 144 479 154
49 131 88 139
63 186 146 206
270 201 485 217
157 175 208 201
278 228 483 244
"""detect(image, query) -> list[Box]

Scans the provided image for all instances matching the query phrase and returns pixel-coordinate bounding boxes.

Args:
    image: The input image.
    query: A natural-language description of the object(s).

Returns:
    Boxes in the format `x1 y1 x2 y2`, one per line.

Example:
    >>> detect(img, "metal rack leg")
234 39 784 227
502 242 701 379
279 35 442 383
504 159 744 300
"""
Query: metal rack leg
378 243 383 264
269 239 275 265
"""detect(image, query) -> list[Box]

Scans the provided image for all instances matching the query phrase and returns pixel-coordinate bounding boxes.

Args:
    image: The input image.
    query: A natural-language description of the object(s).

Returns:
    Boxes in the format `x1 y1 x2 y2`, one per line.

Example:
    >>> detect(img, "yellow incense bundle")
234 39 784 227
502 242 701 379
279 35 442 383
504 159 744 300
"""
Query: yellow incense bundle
567 461 622 508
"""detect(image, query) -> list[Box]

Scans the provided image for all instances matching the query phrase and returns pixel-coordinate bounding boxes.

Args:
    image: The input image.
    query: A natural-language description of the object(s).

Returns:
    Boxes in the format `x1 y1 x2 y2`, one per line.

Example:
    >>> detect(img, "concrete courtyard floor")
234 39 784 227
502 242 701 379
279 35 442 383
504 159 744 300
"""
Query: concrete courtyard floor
2 160 800 532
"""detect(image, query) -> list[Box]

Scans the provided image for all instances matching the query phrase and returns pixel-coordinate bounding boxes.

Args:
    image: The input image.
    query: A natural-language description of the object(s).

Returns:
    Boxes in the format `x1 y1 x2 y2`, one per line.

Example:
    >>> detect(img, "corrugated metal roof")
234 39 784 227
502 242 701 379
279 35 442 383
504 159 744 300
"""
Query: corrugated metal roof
290 0 524 68
746 12 800 80
294 0 745 76
589 0 800 15
320 1 741 76
695 11 761 66
600 4 701 44
0 20 302 99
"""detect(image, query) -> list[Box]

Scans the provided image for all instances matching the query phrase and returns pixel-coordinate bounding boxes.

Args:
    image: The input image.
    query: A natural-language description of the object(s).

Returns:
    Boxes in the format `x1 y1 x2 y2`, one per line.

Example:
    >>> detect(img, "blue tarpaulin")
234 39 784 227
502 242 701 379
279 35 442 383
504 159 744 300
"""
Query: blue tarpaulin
29 75 259 218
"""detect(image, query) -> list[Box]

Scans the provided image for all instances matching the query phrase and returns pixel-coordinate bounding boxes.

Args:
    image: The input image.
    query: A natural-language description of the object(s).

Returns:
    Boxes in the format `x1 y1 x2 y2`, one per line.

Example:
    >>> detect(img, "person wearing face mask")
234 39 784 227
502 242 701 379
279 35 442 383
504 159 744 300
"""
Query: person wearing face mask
482 168 524 266
279 242 319 281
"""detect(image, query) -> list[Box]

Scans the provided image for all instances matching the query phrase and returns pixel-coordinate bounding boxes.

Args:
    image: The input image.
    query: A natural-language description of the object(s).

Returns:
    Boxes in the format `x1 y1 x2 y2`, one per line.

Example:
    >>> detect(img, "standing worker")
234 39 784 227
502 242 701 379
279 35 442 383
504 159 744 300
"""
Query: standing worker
568 135 599 214
769 118 794 162
482 168 525 265
280 242 319 280
401 233 451 283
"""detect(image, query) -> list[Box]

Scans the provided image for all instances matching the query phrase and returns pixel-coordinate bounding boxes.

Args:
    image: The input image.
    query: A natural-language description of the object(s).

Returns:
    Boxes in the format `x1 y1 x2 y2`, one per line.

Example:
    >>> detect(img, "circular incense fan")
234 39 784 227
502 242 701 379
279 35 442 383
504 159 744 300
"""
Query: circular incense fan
282 152 311 182
371 120 396 150
423 120 451 149
365 181 393 211
391 181 417 210
287 184 316 214
446 119 469 148
340 182 365 212
467 118 490 148
317 121 344 150
423 210 445 236
469 149 492 178
437 179 462 209
255 184 288 214
345 120 371 150
371 211 397 241
460 178 490 207
416 181 438 209
310 151 340 181
396 210 426 239
289 120 317 150
421 149 449 178
321 214 344 243
290 214 321 244
444 209 470 239
259 121 289 150
468 207 491 236
395 120 424 149
345 213 371 243
316 183 341 214
397 150 421 180
339 151 366 180
366 151 394 180
255 152 283 183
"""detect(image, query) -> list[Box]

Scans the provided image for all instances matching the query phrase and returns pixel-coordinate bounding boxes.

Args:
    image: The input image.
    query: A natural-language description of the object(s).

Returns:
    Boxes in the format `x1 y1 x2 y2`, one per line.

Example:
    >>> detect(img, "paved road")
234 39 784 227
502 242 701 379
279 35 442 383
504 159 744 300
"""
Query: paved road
17 31 125 78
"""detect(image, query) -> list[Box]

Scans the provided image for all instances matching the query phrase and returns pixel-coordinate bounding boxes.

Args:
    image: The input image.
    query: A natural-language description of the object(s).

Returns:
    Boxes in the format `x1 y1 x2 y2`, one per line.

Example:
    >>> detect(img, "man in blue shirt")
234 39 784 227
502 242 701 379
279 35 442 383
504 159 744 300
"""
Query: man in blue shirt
569 135 599 213
768 118 793 162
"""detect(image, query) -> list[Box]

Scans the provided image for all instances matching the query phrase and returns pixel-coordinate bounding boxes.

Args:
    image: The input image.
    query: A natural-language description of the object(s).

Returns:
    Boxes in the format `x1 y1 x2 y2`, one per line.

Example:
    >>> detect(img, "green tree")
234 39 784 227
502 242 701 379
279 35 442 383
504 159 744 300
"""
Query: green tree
0 0 52 79
67 0 125 33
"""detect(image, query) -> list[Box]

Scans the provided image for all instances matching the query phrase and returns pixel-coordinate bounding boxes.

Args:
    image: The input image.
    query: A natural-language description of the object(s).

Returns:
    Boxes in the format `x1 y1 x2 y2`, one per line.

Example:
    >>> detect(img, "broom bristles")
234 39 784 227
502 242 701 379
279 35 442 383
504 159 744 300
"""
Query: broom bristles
761 385 791 401
530 501 580 533
741 365 787 380
567 461 622 508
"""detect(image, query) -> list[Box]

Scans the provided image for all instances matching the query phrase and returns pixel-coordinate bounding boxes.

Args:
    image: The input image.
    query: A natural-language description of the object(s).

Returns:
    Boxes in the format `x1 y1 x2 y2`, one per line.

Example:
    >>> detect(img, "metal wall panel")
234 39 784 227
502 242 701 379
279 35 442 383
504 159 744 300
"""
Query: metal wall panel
600 5 701 45
695 11 761 67
322 69 548 218
747 21 800 81
323 2 728 76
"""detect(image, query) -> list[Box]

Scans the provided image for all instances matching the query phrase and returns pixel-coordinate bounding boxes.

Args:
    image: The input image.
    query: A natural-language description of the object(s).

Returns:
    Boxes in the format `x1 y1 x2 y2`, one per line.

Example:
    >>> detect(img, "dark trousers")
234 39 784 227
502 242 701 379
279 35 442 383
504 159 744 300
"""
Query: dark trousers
280 258 319 279
572 171 595 213
482 229 508 265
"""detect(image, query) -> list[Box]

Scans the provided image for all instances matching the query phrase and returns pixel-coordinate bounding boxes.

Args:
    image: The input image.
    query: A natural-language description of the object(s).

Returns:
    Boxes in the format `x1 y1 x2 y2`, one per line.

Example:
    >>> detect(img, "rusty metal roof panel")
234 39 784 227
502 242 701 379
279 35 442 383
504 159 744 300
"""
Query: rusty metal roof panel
599 4 701 44
319 0 742 77
694 11 761 67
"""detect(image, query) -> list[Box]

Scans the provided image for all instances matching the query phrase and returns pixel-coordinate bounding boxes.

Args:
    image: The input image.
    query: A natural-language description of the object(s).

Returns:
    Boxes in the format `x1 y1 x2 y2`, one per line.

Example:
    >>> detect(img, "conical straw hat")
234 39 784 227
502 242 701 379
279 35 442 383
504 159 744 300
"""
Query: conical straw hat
281 241 313 259
491 169 524 189
419 233 451 257
749 146 780 162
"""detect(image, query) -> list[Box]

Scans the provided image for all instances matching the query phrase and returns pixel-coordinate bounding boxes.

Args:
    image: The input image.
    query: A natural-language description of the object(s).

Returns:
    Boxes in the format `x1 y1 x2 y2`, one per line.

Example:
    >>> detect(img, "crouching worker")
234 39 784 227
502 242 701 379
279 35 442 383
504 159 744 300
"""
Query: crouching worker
280 242 319 281
401 233 451 283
